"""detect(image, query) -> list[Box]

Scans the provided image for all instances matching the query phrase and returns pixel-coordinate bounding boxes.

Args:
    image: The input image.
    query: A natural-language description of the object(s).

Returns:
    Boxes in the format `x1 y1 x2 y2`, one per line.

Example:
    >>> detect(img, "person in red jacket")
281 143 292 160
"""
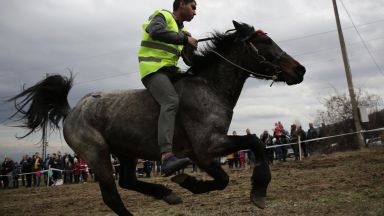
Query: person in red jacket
79 159 88 183
73 158 81 183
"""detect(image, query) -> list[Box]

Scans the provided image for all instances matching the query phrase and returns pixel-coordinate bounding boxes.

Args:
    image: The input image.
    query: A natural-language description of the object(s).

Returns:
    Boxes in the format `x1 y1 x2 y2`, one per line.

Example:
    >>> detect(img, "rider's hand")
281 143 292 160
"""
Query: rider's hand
183 31 192 37
187 36 198 49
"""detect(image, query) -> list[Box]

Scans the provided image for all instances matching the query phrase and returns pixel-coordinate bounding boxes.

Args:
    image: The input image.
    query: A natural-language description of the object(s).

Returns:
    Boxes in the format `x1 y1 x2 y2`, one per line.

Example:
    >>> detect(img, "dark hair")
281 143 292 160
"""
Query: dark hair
173 0 196 11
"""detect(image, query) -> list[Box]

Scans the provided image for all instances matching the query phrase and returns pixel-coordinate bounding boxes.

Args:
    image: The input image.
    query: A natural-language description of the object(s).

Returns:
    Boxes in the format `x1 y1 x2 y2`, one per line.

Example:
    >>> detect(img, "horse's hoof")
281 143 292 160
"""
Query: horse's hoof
171 173 189 184
162 192 183 205
250 193 266 209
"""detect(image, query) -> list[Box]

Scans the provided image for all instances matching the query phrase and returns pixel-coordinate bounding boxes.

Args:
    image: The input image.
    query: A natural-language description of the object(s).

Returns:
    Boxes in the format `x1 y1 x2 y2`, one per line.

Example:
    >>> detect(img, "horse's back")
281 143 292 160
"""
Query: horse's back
64 88 162 159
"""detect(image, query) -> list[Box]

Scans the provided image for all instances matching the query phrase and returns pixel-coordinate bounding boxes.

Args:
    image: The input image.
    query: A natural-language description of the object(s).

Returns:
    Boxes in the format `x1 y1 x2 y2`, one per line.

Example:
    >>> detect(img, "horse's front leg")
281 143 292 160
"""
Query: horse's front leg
171 160 229 194
208 134 271 209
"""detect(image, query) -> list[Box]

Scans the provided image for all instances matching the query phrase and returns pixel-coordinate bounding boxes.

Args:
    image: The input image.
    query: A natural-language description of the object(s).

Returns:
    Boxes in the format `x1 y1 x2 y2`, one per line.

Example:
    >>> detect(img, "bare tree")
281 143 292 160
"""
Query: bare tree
315 88 383 125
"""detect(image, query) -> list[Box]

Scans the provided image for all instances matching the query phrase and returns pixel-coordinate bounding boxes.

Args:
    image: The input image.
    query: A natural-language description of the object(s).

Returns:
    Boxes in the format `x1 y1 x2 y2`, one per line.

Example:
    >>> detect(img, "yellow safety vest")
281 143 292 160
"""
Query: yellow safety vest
138 10 185 79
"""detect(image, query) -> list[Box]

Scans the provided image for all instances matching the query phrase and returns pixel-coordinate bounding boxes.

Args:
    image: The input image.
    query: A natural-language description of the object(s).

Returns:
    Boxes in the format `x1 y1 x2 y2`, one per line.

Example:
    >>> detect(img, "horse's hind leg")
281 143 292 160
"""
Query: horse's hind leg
95 152 132 215
118 157 182 205
65 129 132 216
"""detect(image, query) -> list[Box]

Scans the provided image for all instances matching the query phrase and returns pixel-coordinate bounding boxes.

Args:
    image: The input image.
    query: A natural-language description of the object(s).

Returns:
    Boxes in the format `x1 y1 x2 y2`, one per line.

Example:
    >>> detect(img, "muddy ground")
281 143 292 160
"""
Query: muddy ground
1 147 384 216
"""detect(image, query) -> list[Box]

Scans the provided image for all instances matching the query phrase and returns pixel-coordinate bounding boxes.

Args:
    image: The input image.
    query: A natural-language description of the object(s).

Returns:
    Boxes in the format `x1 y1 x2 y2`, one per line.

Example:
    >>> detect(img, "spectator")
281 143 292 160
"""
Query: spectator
79 159 88 183
290 124 300 161
232 131 239 168
20 155 32 187
136 159 146 177
260 130 274 164
306 123 319 156
274 122 282 137
73 158 81 183
44 154 53 186
51 153 62 183
274 122 288 162
226 153 234 169
155 160 162 175
226 131 237 169
245 128 256 167
56 151 63 179
88 165 96 182
12 162 21 188
1 156 14 189
143 160 153 178
32 152 43 187
297 125 307 157
63 153 74 184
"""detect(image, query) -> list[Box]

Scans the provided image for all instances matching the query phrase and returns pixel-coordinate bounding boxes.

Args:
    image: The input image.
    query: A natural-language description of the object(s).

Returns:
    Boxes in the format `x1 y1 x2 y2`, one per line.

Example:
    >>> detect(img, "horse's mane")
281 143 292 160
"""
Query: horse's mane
190 31 238 73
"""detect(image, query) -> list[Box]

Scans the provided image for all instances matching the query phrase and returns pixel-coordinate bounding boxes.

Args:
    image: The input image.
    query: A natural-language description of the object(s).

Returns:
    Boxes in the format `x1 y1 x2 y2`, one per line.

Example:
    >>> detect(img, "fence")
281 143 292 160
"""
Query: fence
266 127 384 161
1 127 383 179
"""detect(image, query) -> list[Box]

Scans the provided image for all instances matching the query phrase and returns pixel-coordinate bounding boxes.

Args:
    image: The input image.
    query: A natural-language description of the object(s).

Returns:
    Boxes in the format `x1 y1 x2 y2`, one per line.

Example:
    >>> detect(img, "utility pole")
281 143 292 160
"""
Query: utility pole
42 139 48 161
332 0 365 148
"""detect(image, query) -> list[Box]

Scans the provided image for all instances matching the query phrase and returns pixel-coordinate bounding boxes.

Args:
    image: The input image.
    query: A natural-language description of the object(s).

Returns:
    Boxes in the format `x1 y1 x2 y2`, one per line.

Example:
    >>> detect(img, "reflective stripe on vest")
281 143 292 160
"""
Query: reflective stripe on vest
138 56 161 63
141 41 180 56
138 10 185 79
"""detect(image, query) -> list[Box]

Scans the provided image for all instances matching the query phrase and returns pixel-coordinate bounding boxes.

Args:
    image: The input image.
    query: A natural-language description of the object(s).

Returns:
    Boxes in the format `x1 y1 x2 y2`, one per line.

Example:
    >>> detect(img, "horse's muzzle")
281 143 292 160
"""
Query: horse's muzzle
296 65 306 77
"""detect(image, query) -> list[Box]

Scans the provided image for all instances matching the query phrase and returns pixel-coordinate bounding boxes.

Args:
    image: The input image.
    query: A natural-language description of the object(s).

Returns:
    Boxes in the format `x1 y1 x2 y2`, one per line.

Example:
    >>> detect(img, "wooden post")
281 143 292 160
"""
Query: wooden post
298 136 302 161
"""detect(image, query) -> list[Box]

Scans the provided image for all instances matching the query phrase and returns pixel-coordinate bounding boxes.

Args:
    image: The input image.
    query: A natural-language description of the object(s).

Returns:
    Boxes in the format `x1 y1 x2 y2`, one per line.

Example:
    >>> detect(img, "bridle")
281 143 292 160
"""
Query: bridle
197 31 286 85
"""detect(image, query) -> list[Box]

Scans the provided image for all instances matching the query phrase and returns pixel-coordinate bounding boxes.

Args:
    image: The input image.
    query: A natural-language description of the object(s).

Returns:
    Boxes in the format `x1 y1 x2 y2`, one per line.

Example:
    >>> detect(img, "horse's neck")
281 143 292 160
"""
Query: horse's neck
197 57 248 109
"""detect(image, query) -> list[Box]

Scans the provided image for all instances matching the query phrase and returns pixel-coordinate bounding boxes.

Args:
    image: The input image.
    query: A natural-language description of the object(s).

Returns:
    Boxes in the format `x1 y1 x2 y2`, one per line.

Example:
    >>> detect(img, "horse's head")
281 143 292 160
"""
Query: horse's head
233 21 306 85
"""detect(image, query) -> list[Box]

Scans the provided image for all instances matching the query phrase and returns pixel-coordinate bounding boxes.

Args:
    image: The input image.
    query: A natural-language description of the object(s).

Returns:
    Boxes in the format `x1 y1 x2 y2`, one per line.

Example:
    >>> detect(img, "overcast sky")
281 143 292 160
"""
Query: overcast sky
1 0 383 161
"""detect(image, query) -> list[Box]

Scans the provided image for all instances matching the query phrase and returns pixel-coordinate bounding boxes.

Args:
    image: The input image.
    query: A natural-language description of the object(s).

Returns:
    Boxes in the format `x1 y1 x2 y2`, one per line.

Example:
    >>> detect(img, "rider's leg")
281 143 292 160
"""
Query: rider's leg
144 71 190 177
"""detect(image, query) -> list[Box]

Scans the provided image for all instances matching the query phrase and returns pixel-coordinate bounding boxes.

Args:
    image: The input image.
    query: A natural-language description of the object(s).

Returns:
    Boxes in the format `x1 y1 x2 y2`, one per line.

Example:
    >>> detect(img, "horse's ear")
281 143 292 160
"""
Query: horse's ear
232 20 242 29
232 20 255 42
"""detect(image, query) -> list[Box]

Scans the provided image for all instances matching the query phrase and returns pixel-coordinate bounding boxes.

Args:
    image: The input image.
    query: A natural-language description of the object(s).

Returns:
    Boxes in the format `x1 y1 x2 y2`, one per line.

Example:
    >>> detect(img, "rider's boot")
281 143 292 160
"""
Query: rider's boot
161 151 190 177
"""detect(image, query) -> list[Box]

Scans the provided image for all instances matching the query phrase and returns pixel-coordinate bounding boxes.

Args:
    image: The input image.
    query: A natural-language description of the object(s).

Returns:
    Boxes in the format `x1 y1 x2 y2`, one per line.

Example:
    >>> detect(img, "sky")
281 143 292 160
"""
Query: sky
0 0 383 161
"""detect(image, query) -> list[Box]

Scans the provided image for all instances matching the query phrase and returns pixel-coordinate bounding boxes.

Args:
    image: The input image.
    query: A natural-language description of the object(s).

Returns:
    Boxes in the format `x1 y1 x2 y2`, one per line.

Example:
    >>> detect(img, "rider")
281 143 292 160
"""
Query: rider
138 0 198 176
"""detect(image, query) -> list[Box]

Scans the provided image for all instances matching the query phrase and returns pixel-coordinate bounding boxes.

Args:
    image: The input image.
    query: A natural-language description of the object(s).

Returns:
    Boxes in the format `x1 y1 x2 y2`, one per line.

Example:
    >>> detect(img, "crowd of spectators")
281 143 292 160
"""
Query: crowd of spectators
1 151 89 189
226 122 319 168
1 122 319 189
262 122 319 164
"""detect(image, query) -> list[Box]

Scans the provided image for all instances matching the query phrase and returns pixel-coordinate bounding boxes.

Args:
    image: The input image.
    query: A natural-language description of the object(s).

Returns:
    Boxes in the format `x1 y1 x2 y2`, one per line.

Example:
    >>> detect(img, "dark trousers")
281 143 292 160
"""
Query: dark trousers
144 71 179 154
292 144 300 160
13 176 19 188
26 174 32 187
2 176 10 188
302 142 309 157
277 146 287 161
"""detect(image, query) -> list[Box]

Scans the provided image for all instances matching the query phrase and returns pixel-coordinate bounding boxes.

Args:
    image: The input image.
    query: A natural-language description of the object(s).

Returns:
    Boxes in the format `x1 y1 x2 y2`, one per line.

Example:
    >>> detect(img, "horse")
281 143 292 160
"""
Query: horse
8 21 305 215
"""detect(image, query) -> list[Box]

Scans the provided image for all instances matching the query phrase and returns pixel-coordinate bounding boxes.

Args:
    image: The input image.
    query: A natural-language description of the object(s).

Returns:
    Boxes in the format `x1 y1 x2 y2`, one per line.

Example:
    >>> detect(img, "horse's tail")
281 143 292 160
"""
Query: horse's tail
7 73 74 143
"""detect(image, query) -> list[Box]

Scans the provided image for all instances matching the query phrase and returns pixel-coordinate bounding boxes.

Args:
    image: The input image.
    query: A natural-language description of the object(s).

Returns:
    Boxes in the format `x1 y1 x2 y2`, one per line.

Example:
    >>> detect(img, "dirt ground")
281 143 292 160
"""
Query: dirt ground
1 147 384 216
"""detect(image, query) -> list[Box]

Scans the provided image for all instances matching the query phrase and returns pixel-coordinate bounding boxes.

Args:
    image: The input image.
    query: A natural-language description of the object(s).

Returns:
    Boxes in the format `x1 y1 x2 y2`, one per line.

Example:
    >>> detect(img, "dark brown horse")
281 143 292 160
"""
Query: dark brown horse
9 21 305 215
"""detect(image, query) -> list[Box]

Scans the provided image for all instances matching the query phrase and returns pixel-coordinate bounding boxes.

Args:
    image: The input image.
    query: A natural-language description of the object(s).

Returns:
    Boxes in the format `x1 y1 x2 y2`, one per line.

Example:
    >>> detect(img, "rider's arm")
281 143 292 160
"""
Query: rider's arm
146 13 188 45
181 45 194 66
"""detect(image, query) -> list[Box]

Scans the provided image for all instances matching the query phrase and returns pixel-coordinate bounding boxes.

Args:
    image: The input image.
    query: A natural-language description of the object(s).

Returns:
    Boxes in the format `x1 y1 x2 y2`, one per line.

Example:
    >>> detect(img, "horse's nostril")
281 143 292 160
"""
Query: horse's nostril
296 65 306 75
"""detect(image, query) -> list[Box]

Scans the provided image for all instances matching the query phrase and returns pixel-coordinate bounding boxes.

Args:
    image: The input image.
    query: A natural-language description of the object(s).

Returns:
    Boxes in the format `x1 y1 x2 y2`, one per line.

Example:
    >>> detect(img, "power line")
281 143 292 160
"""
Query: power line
1 16 383 109
340 0 384 77
278 18 384 43
75 71 137 85
292 36 384 57
304 46 384 67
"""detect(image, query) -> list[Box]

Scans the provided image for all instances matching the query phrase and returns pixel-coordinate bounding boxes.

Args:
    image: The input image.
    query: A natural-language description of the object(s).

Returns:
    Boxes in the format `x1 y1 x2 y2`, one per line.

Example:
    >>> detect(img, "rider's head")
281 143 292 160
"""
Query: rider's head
173 0 196 22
